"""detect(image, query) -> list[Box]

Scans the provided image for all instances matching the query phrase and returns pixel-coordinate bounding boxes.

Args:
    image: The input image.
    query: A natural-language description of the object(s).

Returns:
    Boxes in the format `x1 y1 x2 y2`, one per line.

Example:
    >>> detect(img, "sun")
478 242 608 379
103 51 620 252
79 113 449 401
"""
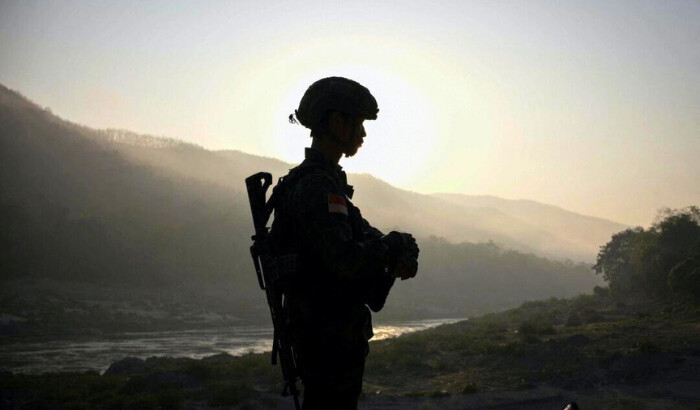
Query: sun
273 65 438 190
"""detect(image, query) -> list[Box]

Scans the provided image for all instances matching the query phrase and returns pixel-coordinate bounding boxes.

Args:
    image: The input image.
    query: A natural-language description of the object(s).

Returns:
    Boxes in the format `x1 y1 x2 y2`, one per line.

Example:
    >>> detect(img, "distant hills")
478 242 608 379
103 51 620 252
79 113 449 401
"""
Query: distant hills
431 193 628 260
0 83 610 327
101 131 627 263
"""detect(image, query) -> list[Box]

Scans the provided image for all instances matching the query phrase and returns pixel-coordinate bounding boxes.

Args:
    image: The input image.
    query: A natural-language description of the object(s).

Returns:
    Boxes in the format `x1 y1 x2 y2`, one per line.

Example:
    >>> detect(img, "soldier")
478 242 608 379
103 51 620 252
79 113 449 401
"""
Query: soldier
270 76 419 409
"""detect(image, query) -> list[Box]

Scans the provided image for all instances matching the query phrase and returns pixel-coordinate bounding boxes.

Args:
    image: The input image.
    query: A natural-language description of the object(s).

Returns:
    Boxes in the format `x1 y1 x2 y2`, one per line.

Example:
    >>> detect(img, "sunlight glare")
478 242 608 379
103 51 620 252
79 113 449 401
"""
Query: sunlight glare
273 65 437 189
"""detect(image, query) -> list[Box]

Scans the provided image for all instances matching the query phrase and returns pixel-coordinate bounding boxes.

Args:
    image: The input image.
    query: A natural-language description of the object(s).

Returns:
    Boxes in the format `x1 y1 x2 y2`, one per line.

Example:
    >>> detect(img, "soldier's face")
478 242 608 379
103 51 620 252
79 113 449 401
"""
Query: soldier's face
342 119 366 158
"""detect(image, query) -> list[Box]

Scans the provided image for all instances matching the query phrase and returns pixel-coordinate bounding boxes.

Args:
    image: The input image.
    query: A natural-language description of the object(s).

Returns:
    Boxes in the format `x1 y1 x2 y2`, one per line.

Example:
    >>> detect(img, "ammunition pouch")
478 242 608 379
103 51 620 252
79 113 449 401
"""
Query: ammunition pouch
269 254 299 287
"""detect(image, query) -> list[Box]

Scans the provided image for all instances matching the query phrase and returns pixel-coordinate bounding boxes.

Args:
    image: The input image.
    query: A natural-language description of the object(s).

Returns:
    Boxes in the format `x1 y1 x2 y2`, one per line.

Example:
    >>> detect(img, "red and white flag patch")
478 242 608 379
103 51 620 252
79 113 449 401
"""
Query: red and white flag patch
327 194 348 215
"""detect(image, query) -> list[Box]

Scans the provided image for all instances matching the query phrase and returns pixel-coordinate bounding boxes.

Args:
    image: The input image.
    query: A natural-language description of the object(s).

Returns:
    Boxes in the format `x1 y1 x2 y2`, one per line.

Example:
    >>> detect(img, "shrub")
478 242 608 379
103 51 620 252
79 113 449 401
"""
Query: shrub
566 312 582 327
461 382 479 394
518 321 555 335
593 286 609 298
206 381 255 407
668 258 700 298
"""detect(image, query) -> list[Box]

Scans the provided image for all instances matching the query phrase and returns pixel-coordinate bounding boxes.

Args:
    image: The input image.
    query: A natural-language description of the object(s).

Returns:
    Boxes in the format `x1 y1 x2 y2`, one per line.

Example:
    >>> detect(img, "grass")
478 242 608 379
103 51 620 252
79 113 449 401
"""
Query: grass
362 294 700 404
2 294 699 409
0 354 278 409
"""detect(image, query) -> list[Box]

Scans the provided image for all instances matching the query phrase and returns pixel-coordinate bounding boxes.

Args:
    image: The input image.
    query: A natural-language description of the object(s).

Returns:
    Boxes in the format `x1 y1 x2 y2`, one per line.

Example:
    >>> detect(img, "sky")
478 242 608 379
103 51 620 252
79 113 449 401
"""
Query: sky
0 0 698 226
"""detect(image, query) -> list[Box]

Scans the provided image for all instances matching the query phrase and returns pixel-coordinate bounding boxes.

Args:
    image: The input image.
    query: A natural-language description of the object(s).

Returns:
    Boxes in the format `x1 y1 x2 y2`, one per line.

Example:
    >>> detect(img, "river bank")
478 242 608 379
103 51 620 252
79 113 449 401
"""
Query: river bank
3 294 697 409
0 319 462 375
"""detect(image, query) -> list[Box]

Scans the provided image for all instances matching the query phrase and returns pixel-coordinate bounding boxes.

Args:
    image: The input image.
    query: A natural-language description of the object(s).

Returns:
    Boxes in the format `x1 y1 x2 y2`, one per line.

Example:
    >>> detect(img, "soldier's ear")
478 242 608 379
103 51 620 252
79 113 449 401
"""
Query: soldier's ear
328 111 349 141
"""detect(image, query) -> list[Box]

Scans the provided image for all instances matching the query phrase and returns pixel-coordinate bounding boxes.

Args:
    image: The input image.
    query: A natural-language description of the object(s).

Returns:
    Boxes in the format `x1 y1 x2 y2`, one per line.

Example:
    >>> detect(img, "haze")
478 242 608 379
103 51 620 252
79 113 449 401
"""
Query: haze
1 0 698 226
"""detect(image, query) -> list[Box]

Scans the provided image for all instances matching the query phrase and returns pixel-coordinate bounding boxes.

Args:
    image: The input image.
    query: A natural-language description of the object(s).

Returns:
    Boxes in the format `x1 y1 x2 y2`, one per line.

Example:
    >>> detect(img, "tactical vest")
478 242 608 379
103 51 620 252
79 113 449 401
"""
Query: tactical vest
268 162 375 346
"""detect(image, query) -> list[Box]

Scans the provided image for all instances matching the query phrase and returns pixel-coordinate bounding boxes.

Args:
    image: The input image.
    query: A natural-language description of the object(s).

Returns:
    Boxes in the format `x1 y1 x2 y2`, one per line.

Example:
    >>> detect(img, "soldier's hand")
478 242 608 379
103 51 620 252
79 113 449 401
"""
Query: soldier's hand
393 254 418 280
381 232 418 256
381 231 419 279
401 233 419 259
381 231 405 259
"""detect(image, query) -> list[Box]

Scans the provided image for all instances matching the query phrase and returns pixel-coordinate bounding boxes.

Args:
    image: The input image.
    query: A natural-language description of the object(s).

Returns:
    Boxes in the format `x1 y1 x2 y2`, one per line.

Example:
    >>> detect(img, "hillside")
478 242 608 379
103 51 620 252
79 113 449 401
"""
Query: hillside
433 193 629 261
98 130 625 263
1 83 604 332
92 129 625 262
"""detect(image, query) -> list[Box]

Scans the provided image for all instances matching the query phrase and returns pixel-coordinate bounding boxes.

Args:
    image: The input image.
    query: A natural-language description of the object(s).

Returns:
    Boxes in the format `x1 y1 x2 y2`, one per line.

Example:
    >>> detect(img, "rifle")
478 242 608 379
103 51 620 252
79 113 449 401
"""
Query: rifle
245 172 301 410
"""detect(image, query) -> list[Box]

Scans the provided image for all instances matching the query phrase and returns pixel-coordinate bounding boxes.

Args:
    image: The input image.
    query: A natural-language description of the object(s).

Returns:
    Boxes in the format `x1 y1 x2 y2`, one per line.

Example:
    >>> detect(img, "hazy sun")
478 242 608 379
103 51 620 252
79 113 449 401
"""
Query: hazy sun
273 65 437 189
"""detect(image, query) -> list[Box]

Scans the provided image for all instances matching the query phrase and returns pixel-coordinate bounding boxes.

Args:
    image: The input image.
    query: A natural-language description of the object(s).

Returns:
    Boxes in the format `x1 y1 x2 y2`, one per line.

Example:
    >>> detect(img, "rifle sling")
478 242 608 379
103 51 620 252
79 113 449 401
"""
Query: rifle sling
271 328 278 365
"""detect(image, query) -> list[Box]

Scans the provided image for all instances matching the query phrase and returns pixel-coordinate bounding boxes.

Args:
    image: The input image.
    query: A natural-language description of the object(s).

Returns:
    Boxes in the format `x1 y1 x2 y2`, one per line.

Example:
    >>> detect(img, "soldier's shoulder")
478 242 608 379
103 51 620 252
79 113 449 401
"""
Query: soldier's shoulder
276 166 340 212
290 166 340 194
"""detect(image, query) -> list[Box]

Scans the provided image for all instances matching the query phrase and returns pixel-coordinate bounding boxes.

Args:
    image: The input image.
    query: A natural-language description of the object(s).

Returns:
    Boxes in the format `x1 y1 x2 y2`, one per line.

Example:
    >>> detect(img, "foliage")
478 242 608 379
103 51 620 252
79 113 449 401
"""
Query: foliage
593 206 700 300
667 257 700 299
364 292 700 405
0 353 284 409
592 228 647 297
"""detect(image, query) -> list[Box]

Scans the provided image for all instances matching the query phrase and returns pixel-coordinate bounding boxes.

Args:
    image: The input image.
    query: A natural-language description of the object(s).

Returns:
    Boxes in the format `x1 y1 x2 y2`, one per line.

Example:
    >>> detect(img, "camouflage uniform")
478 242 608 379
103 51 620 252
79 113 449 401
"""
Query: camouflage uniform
271 148 395 410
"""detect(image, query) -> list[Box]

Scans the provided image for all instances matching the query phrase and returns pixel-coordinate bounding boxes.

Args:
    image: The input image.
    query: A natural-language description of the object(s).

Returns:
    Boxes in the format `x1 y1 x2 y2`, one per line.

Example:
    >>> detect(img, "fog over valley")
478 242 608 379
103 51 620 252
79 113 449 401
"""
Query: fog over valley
0 83 612 338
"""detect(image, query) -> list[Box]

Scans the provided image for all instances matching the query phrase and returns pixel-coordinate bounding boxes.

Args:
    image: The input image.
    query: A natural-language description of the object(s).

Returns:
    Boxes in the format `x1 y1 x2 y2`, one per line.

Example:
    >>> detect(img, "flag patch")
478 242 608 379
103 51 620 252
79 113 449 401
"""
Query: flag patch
328 194 348 215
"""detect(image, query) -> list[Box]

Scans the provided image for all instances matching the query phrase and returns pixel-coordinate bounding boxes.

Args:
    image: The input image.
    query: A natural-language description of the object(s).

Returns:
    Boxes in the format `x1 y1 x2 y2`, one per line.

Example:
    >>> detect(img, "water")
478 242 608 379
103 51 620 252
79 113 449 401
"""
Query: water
0 318 463 374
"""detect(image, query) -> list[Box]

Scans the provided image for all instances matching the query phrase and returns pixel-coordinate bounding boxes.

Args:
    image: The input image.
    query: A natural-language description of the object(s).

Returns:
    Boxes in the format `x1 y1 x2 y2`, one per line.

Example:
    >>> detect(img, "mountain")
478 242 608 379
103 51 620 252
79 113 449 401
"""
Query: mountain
106 134 623 262
124 141 626 262
432 194 629 261
0 83 606 330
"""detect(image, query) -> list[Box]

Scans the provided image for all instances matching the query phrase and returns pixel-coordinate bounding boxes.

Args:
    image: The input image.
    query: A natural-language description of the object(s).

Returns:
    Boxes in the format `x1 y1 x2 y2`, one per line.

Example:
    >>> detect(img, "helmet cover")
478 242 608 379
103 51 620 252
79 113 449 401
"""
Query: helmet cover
293 77 378 131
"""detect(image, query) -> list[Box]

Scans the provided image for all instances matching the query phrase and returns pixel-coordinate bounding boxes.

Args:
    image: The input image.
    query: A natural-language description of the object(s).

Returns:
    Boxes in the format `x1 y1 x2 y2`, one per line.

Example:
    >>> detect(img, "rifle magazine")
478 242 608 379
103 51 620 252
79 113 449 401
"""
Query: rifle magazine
270 254 298 286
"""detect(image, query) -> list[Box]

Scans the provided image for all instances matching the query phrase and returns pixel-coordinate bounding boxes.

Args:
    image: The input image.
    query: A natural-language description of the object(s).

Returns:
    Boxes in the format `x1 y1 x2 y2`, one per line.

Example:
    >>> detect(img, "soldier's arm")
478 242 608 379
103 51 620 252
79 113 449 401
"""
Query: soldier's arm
362 218 383 239
295 174 390 281
359 217 396 312
359 207 420 282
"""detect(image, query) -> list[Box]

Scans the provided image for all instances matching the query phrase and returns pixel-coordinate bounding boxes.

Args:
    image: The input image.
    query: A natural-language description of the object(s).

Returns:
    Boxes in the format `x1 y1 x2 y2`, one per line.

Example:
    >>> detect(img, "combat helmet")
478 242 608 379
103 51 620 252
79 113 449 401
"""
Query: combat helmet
291 77 378 132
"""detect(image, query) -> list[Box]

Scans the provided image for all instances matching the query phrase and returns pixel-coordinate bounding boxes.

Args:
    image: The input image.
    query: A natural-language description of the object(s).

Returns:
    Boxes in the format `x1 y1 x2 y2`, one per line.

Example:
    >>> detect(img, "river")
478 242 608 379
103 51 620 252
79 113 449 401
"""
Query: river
0 318 463 374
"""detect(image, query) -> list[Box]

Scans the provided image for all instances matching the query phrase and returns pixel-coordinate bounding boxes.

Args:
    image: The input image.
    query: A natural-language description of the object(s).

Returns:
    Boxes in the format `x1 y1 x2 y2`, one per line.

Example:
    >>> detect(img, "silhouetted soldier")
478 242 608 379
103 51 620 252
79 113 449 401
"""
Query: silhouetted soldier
270 77 419 409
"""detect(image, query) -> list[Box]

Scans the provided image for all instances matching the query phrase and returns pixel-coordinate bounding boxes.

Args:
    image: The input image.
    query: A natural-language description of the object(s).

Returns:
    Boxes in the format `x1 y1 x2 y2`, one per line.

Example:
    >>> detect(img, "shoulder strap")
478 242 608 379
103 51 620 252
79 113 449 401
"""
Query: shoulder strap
266 162 324 211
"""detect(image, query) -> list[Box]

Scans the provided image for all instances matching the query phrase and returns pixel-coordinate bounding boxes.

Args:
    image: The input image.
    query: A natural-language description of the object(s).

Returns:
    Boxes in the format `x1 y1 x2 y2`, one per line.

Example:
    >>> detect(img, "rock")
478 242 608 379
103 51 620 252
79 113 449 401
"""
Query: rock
104 357 146 375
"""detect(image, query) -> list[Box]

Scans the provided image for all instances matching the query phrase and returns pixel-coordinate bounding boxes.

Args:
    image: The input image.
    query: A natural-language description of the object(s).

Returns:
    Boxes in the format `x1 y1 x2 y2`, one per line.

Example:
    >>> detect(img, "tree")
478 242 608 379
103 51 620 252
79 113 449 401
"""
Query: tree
594 207 700 300
654 207 700 298
593 227 646 298
668 257 700 299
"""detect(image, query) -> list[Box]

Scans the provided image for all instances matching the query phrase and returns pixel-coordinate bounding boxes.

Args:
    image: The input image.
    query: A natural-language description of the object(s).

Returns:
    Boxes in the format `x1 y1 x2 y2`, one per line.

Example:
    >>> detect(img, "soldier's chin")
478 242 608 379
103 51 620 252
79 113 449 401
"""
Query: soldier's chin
344 146 360 158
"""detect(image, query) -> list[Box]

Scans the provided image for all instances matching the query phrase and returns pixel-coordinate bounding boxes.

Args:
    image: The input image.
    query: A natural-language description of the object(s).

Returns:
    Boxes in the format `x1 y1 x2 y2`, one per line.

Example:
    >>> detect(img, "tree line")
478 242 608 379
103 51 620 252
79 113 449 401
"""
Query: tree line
593 206 700 300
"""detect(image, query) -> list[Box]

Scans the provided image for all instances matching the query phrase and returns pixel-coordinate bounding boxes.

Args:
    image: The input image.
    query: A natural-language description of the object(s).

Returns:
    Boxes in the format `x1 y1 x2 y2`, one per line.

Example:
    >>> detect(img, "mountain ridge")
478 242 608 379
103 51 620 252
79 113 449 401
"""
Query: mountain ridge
0 82 628 262
1 82 605 325
433 192 627 227
107 138 626 262
433 192 629 259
